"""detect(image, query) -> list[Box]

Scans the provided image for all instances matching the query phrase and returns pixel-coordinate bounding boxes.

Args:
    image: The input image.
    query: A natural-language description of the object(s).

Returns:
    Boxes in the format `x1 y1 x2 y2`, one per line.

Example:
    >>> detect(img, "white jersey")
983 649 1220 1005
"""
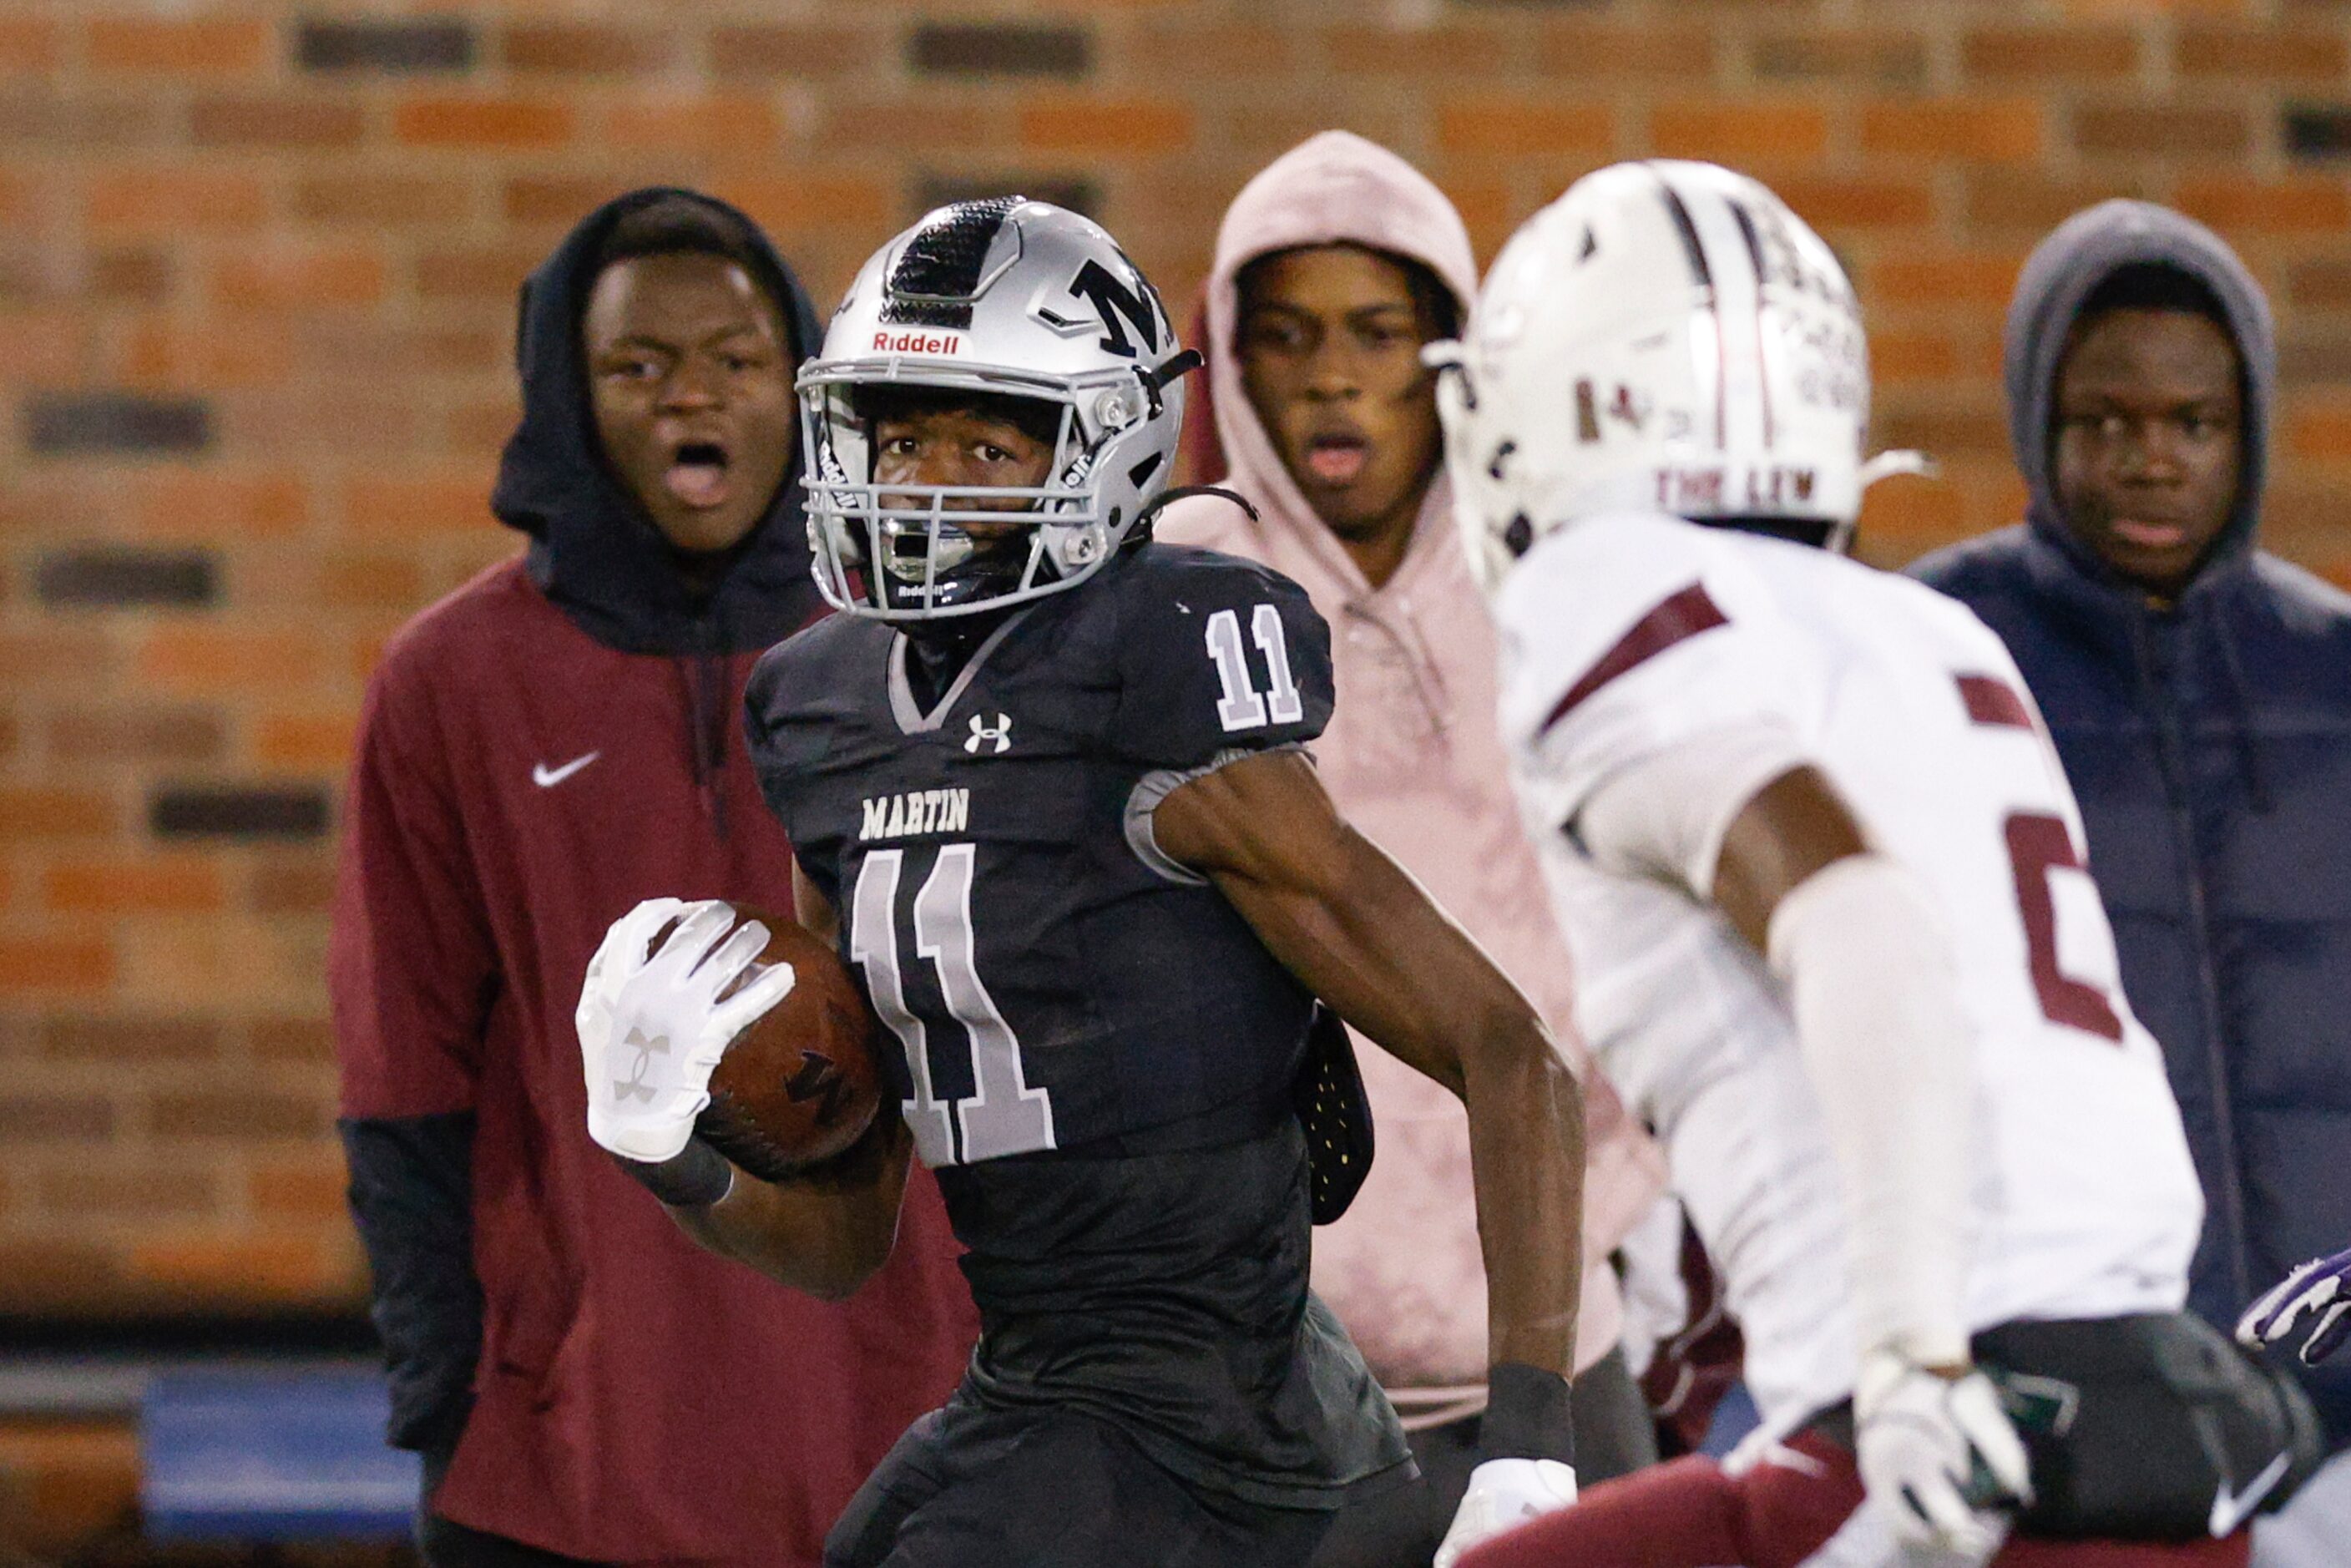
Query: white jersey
1494 512 2202 1430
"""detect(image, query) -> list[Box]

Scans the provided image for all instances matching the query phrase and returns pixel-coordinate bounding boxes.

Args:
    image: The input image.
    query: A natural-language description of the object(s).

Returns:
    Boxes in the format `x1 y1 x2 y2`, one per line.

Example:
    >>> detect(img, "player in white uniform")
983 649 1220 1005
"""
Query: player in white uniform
1427 162 2321 1568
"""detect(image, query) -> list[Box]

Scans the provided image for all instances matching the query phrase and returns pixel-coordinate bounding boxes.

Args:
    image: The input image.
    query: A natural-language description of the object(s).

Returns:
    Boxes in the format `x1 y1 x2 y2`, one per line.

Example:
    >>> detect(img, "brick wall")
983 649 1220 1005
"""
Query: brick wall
4 0 2349 1315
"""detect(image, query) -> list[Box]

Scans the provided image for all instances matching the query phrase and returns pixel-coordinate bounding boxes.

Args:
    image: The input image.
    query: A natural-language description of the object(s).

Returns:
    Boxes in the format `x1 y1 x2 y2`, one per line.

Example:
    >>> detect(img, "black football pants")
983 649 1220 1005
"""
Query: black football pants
826 1401 1336 1568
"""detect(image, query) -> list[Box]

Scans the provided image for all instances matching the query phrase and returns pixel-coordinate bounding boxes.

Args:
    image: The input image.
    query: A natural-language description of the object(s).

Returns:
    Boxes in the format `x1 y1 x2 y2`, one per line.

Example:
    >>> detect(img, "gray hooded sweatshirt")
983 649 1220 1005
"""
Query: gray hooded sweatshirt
1913 201 2351 1444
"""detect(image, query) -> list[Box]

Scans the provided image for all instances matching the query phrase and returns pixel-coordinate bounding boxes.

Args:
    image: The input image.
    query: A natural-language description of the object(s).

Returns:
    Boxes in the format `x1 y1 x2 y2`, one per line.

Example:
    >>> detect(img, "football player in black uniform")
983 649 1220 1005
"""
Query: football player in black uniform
575 200 1588 1567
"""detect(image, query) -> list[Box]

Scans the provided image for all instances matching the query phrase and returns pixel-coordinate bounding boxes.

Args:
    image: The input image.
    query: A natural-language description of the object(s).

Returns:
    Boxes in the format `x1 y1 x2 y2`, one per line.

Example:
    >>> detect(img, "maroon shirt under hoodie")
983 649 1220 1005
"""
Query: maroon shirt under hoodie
331 557 976 1565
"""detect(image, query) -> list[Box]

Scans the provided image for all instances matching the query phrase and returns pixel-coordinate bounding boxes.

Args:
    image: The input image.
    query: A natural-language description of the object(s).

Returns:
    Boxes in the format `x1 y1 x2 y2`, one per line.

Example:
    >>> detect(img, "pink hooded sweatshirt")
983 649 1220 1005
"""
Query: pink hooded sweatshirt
1156 133 1667 1399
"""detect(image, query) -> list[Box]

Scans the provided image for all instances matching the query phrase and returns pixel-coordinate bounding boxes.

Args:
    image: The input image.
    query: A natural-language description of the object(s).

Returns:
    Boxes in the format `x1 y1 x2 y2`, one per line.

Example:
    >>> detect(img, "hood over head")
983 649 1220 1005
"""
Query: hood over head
1190 131 1477 588
492 186 826 655
2005 198 2275 589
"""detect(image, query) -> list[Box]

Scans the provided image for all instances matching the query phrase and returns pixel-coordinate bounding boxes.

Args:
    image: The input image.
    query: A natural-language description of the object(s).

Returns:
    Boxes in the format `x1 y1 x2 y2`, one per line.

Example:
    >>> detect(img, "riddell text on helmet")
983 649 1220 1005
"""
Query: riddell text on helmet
872 330 963 354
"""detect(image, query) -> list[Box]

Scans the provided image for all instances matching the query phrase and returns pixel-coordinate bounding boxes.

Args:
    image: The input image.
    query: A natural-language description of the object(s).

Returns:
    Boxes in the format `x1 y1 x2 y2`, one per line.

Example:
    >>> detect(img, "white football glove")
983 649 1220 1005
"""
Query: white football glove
2238 1247 2351 1366
1433 1458 1578 1568
577 898 796 1164
1854 1349 2032 1560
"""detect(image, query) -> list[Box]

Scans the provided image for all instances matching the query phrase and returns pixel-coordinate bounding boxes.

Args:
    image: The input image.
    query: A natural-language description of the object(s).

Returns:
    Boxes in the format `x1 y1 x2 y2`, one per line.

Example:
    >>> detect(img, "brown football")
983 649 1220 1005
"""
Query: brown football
675 904 885 1181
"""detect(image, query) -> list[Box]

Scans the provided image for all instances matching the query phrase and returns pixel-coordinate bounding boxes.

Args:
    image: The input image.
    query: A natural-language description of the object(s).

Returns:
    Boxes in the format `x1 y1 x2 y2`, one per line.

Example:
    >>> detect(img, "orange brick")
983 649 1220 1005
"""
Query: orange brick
1651 101 1830 164
503 23 674 76
0 937 114 994
712 176 896 240
1535 22 1720 83
0 18 59 73
251 859 336 915
136 628 329 695
126 1234 346 1302
43 859 227 916
1749 28 1928 88
1858 469 1968 546
39 1166 220 1221
135 473 310 539
84 169 268 239
1437 101 1615 158
340 474 497 536
213 248 387 311
1325 24 1510 76
504 175 646 228
394 97 576 150
0 789 117 842
88 17 269 78
2177 179 2351 235
1771 175 1936 231
1871 330 1964 386
602 98 782 155
1860 99 2045 164
1018 99 1194 158
122 319 296 390
0 630 114 687
2177 25 2350 83
254 712 359 772
294 175 476 229
249 1156 351 1222
415 245 544 301
314 554 426 610
2073 103 2250 160
1870 252 2029 308
190 96 367 149
708 23 872 81
1962 27 2140 83
2287 400 2351 463
0 310 88 382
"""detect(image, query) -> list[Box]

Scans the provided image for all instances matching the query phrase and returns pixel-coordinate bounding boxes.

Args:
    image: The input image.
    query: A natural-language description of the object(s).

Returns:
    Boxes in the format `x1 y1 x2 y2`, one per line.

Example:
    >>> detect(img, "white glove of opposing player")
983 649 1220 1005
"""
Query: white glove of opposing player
1432 1458 1579 1568
577 898 796 1164
1854 1348 2032 1560
2237 1247 2351 1365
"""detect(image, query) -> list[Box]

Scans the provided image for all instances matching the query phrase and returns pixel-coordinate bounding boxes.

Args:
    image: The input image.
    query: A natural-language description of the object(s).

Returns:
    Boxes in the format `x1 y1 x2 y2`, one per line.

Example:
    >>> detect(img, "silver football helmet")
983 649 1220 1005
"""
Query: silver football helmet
801 198 1195 620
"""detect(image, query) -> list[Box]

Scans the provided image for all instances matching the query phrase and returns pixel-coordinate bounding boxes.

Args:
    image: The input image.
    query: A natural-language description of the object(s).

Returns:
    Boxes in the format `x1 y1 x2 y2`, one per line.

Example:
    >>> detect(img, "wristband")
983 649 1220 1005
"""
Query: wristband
615 1139 733 1207
1481 1362 1576 1464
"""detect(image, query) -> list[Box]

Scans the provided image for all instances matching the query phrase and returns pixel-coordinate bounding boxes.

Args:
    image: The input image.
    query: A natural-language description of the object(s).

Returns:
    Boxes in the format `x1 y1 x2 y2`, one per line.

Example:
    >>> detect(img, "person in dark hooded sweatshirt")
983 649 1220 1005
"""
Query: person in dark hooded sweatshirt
1913 200 2351 1565
330 188 977 1568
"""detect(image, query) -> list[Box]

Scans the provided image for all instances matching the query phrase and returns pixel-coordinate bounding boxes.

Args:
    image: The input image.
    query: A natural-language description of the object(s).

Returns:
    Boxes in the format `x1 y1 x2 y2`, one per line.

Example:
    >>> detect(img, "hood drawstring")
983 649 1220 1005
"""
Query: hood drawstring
2198 589 2273 816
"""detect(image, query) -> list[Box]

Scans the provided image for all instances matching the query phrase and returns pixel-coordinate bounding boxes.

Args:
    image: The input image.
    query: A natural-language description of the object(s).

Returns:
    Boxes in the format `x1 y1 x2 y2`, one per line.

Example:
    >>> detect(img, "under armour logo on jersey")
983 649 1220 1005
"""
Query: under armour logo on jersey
965 713 1014 755
616 1026 668 1103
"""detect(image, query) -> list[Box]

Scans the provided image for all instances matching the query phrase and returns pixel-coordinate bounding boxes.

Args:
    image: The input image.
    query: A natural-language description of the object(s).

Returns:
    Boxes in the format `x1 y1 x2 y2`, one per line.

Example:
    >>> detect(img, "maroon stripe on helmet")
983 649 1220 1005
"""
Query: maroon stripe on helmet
1727 198 1775 452
1956 673 2033 730
1651 167 1727 452
1540 583 1729 736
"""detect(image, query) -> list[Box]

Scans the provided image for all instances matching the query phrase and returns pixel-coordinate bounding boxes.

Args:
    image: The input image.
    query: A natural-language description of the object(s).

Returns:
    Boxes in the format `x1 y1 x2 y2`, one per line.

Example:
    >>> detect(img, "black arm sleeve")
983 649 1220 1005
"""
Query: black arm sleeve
340 1112 483 1457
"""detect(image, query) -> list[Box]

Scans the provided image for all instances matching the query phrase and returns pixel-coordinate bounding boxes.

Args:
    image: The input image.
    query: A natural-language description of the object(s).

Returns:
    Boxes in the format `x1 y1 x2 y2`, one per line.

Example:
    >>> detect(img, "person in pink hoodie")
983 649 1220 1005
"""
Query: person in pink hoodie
1155 131 1671 1565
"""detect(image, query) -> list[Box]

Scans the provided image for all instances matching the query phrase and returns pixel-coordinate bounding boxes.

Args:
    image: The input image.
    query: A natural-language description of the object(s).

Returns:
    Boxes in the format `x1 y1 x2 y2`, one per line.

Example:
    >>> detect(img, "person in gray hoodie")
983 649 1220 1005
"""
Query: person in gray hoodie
1913 200 2351 1564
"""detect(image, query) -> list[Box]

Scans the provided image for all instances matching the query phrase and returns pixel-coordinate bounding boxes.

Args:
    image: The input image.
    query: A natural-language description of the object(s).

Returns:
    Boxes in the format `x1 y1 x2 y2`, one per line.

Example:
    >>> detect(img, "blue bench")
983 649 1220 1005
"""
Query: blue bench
139 1365 418 1541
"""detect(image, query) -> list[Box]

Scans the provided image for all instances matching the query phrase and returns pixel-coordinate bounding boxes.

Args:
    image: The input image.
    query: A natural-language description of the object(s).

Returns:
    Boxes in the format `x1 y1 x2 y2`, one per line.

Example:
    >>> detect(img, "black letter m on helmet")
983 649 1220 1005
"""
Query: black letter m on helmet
1068 259 1162 359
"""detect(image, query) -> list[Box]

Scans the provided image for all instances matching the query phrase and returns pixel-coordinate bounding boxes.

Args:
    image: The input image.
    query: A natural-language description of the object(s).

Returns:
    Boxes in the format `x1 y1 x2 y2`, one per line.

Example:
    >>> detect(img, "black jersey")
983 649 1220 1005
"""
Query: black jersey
745 542 1408 1507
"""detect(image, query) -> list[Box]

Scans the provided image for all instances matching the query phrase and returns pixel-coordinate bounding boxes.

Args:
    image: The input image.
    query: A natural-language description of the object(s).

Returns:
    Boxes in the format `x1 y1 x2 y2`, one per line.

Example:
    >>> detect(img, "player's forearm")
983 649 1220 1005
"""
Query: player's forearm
668 1125 912 1301
1208 827 1585 1369
1464 1030 1586 1375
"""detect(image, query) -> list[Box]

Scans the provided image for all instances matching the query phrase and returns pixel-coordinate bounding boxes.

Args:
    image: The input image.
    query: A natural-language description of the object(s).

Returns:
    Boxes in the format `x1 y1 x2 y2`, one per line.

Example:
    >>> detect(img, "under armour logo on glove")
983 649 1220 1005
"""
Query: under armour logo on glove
965 713 1014 755
616 1025 668 1103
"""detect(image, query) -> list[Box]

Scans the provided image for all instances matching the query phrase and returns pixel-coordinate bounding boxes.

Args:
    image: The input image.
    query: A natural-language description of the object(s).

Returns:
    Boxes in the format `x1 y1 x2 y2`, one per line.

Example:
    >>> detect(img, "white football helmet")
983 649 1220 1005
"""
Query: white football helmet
800 198 1195 620
1431 160 1878 594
